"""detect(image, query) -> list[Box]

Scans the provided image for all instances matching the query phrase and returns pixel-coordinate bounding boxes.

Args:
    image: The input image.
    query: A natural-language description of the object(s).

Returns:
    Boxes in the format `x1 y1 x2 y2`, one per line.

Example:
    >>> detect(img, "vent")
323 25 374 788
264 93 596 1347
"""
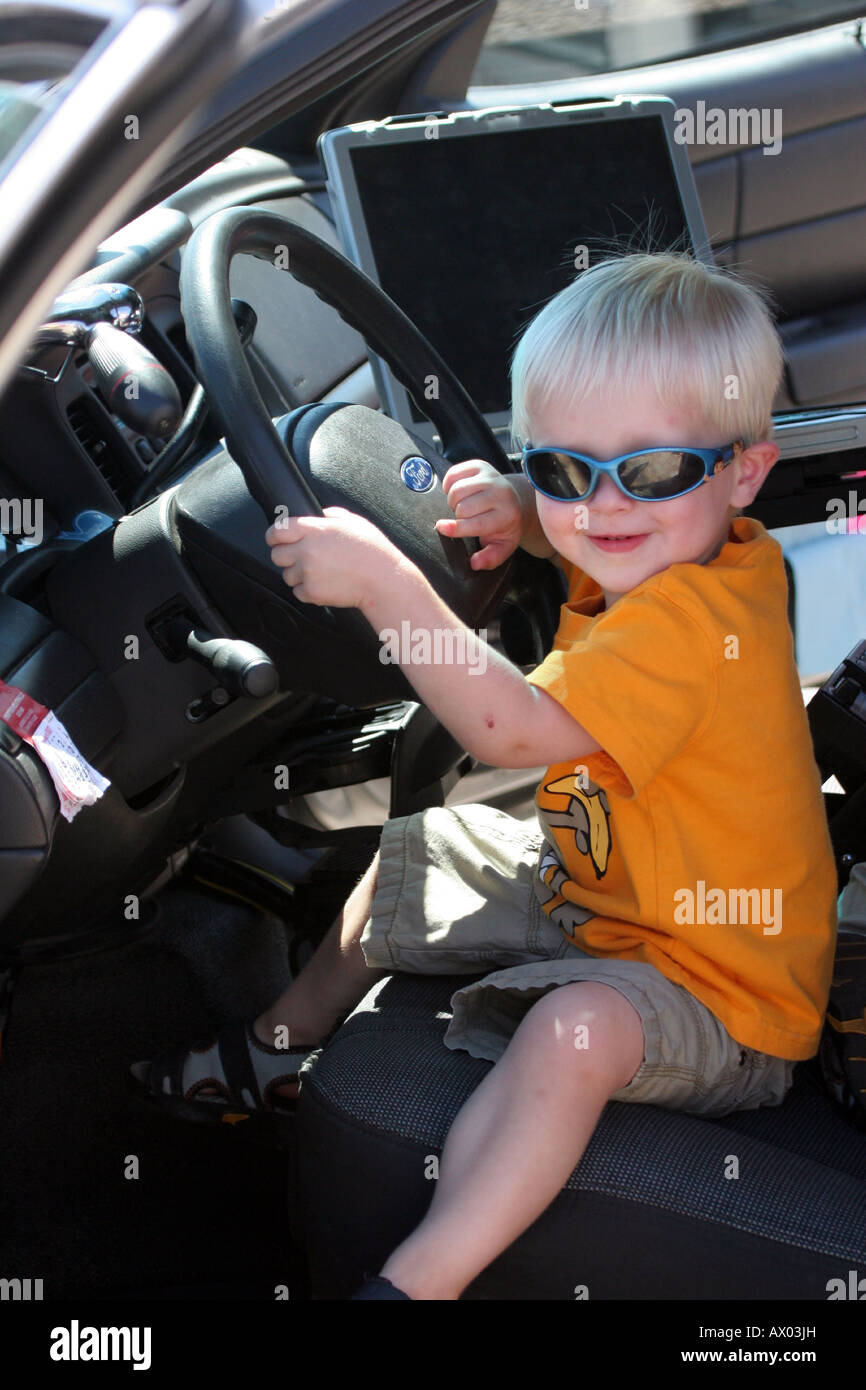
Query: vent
164 321 196 375
66 398 130 502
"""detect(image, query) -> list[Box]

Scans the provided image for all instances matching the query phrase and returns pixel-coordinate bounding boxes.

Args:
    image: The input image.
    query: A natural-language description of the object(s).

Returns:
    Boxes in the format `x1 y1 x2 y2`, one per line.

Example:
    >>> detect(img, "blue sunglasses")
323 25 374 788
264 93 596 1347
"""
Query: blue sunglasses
521 440 746 503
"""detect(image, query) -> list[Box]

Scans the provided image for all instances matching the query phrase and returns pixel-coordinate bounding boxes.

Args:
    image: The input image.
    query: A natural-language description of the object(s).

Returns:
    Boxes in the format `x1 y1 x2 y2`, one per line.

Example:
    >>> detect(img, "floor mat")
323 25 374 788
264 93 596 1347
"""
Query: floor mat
0 883 308 1299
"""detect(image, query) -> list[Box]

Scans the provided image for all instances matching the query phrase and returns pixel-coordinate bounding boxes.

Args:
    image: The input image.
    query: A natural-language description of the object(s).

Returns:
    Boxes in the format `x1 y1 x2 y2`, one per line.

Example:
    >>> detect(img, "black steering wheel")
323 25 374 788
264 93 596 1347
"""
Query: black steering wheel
178 207 518 659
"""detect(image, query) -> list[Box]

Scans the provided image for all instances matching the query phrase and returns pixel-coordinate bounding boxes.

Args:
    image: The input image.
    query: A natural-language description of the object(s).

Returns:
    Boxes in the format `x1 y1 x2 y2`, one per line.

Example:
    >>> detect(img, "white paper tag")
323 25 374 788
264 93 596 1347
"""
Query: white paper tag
30 710 111 823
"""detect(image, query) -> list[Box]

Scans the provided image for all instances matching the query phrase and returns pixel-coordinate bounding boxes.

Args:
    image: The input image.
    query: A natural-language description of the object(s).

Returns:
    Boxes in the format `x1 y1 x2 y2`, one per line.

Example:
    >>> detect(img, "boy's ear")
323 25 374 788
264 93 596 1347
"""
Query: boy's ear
732 441 779 506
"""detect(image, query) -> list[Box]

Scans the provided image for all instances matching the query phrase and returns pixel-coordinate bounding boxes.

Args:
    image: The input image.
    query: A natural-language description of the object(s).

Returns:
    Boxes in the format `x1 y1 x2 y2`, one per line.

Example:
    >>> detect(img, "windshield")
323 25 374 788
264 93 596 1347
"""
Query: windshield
473 0 866 83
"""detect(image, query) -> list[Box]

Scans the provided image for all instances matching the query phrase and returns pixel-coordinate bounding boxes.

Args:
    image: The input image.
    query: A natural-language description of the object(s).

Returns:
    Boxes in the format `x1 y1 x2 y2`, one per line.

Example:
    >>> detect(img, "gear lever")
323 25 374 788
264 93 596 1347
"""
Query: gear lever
30 281 182 437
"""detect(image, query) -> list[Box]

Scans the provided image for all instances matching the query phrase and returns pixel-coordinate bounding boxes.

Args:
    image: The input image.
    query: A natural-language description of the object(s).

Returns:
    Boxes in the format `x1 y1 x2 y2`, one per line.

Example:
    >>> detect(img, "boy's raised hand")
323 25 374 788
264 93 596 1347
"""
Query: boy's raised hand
435 459 525 570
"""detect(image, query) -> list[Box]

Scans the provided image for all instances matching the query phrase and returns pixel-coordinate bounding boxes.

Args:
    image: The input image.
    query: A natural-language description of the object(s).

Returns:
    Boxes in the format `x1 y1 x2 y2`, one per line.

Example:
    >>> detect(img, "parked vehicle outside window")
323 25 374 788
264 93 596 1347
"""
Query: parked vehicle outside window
474 0 866 82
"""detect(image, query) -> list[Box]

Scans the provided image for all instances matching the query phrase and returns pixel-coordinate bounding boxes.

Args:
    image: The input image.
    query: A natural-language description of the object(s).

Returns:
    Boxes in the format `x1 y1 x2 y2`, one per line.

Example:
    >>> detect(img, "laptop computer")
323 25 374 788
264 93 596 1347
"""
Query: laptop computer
318 95 713 451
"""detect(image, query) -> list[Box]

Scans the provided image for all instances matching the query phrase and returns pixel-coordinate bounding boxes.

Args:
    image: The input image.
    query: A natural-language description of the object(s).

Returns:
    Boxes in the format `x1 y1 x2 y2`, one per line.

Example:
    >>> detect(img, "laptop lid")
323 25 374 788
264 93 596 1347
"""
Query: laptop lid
318 96 714 452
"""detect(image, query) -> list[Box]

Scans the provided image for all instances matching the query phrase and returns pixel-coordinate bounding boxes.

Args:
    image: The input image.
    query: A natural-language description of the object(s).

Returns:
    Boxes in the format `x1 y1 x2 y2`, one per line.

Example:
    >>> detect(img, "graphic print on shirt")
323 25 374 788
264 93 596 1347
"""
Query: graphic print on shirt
539 772 612 879
533 770 612 935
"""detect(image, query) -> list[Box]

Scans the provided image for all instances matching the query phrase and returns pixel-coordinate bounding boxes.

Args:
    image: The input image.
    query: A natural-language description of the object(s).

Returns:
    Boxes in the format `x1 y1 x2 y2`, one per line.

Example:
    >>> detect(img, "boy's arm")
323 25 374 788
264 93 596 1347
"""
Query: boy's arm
510 474 556 560
266 507 596 768
362 553 600 769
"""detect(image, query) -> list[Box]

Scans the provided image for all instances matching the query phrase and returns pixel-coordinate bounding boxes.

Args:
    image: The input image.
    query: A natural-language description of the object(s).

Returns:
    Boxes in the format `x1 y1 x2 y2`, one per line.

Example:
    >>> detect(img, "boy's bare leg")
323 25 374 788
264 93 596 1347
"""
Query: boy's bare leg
252 851 387 1095
379 981 645 1300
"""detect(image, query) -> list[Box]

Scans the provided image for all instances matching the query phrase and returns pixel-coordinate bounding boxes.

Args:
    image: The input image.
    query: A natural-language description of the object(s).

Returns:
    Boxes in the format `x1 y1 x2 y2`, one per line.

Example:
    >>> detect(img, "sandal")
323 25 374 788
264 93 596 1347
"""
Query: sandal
129 1019 319 1141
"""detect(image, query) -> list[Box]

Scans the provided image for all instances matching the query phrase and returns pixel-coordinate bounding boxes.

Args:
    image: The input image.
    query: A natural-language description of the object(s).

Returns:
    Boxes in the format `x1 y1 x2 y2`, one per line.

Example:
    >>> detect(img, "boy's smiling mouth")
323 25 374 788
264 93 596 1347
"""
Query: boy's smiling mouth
587 533 649 552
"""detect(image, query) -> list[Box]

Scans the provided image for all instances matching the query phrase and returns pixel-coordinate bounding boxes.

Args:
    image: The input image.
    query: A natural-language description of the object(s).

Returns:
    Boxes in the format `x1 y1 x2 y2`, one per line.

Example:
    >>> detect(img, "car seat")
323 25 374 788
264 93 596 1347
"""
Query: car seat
291 969 866 1300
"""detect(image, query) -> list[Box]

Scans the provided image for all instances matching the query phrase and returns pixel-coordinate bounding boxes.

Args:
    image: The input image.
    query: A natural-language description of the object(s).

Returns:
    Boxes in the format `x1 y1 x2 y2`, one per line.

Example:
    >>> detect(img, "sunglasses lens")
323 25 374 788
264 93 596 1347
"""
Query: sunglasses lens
619 450 705 499
526 450 592 499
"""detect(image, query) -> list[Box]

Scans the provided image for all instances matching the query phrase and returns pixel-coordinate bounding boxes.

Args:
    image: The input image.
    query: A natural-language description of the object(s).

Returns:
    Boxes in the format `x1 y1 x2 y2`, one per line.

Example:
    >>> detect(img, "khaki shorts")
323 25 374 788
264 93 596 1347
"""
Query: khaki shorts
360 803 795 1118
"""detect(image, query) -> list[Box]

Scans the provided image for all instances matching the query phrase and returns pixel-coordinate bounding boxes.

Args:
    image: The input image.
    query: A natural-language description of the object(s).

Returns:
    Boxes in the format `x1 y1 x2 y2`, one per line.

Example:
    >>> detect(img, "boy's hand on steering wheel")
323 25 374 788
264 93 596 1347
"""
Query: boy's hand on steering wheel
265 507 404 611
435 459 525 570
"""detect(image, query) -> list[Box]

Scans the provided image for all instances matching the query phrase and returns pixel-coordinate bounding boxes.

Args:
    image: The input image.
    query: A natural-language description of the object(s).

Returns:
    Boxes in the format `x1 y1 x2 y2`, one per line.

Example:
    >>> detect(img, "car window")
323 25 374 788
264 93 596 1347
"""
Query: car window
771 516 866 681
0 79 53 166
473 1 866 83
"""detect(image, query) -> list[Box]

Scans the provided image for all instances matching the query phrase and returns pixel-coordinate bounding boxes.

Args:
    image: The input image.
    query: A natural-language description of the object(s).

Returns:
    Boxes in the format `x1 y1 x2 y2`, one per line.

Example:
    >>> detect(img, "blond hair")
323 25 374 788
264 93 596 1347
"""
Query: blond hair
509 251 784 452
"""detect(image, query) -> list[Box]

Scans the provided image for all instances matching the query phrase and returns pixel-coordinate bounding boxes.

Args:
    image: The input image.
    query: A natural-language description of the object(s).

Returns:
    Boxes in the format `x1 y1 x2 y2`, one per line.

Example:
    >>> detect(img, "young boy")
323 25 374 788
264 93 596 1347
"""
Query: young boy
136 251 839 1300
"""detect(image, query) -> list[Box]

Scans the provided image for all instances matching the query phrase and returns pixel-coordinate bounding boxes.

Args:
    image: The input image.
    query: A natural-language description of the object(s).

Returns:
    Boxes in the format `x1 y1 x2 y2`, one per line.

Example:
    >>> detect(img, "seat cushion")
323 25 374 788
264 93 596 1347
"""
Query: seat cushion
293 973 866 1300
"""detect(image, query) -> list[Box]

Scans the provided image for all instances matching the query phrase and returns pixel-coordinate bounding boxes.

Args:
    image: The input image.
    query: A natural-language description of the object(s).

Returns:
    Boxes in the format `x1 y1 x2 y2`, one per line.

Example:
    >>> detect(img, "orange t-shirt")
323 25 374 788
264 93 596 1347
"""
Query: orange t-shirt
525 516 838 1061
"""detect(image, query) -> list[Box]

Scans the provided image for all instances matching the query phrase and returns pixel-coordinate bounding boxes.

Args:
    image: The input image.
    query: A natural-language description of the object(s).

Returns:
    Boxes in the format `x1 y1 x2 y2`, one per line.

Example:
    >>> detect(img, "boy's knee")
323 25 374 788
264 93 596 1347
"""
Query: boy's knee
523 982 644 1089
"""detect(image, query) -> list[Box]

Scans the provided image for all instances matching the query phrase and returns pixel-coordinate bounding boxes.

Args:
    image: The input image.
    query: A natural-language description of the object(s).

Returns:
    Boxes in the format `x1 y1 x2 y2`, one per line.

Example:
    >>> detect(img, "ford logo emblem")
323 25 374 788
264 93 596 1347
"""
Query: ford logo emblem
400 456 435 492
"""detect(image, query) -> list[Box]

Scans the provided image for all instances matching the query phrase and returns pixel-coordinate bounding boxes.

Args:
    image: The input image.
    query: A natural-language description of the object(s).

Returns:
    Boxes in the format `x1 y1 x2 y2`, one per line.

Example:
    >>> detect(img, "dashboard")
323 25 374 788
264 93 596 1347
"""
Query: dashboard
0 149 377 599
0 148 409 943
0 144 546 946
